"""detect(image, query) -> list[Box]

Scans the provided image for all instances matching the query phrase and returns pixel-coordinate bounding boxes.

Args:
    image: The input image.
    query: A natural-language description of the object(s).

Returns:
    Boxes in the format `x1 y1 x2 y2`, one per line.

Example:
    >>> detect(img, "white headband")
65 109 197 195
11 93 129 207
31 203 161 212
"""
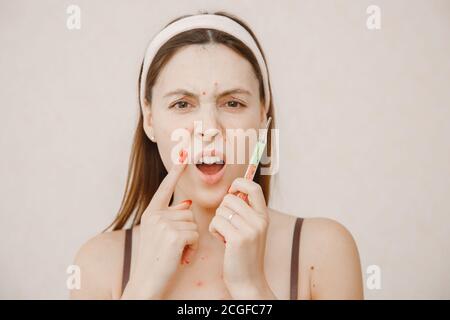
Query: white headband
140 14 270 112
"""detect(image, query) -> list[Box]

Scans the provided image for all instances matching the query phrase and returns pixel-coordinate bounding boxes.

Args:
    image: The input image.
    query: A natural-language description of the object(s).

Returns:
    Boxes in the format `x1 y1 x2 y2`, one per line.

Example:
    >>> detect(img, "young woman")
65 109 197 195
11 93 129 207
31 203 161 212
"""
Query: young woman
70 11 363 300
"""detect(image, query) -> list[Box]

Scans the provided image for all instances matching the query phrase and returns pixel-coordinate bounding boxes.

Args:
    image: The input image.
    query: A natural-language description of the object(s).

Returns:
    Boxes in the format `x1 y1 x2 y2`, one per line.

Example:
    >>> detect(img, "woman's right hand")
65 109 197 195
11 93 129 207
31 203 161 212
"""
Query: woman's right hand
121 149 198 299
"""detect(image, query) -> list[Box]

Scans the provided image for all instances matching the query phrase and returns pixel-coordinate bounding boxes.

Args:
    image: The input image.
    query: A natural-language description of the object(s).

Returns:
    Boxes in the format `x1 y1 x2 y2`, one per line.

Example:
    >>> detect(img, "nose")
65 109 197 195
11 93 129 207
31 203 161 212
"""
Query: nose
194 107 222 142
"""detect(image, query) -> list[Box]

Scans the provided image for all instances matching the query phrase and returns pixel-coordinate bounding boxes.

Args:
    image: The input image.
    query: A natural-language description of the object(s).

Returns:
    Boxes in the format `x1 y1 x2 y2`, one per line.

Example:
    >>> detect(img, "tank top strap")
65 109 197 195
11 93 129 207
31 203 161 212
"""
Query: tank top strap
290 217 304 300
121 228 132 295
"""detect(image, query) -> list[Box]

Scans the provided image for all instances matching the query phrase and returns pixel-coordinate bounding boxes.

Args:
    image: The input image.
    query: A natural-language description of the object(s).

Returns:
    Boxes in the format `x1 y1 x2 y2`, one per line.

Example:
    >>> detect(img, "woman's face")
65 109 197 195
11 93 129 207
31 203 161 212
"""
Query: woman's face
144 43 266 208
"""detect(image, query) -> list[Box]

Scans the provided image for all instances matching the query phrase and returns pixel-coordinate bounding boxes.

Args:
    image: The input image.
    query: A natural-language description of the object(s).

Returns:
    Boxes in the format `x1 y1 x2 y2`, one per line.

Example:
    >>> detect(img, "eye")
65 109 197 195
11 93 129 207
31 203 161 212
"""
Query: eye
224 100 246 109
170 100 193 110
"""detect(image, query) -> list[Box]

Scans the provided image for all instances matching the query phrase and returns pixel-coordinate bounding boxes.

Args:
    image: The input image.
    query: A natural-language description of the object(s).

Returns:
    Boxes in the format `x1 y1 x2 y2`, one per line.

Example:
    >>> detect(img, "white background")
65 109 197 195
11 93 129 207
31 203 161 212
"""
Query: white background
0 0 449 299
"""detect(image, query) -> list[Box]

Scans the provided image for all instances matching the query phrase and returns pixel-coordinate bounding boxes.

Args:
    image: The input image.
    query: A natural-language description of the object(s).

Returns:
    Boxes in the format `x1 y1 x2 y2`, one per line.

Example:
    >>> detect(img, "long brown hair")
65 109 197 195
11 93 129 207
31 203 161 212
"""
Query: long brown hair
106 11 276 231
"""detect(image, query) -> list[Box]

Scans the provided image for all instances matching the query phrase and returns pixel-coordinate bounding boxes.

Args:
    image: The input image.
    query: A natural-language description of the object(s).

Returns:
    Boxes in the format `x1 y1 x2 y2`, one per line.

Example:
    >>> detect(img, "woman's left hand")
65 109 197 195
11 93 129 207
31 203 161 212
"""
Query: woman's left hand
209 178 276 299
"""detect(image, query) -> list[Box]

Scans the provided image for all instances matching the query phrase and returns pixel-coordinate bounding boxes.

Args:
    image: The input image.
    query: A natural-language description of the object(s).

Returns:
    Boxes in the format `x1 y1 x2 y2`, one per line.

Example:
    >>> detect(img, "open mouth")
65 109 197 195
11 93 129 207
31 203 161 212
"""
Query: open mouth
194 154 226 185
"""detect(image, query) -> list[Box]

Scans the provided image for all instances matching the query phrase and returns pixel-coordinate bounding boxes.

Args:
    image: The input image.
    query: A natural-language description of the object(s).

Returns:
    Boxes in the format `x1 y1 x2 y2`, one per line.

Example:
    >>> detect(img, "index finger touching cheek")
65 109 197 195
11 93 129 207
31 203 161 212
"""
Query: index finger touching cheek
148 147 189 210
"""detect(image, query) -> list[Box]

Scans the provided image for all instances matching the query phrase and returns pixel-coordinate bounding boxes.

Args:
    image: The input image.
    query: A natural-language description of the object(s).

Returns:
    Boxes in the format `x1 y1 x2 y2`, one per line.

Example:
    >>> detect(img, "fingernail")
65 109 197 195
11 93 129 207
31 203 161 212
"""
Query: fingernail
178 149 187 163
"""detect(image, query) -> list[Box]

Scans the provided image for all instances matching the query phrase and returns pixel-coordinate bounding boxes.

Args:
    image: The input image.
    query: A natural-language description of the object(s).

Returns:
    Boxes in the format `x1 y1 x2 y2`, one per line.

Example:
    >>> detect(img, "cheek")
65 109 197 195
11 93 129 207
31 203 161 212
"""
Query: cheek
155 123 194 165
225 163 247 180
155 112 194 138
153 108 192 139
221 108 261 130
224 131 258 165
155 138 173 169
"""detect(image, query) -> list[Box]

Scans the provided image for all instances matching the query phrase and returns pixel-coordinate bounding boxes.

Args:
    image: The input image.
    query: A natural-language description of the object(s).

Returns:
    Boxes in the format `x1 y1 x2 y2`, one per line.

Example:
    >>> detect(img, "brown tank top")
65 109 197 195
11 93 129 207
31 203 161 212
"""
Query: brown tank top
121 217 304 299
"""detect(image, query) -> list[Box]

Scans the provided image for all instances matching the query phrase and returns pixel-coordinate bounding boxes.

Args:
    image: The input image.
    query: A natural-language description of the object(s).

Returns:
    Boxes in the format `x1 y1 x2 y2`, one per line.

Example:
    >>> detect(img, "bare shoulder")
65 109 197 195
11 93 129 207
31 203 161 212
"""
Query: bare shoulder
266 207 298 226
267 208 358 253
266 209 363 299
267 211 359 260
301 217 364 299
302 217 359 251
70 229 126 299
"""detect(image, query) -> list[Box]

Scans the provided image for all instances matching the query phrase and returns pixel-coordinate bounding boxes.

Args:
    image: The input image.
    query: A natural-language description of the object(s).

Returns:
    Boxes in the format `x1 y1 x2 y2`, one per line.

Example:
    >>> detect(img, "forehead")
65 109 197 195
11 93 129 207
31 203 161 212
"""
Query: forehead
153 43 259 94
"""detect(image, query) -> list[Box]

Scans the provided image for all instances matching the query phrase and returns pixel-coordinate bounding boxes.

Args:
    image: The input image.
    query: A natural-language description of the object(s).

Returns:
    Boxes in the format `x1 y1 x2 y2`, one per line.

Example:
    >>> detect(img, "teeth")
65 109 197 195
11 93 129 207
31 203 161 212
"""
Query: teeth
198 156 224 165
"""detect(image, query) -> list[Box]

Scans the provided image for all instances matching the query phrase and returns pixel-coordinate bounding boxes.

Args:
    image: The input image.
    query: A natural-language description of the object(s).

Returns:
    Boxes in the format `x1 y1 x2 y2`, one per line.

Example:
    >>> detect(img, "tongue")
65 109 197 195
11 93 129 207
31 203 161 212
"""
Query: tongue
196 164 224 175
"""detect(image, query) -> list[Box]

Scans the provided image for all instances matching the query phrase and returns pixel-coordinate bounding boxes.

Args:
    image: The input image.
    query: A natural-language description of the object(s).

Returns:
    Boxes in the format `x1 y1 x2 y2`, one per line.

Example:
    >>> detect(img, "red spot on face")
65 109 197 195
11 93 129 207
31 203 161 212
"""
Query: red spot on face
195 280 203 287
200 255 206 260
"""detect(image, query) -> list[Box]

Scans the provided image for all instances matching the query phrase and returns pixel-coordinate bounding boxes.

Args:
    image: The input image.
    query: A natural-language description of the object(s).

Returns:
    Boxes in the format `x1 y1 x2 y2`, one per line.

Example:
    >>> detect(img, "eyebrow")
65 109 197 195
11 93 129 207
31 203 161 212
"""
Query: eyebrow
163 88 252 98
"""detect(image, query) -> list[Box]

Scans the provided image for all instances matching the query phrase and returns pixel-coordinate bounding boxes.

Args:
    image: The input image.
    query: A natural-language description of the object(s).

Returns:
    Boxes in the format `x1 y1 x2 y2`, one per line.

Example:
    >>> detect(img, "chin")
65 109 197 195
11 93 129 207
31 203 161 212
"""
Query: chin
182 165 224 207
194 179 229 206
